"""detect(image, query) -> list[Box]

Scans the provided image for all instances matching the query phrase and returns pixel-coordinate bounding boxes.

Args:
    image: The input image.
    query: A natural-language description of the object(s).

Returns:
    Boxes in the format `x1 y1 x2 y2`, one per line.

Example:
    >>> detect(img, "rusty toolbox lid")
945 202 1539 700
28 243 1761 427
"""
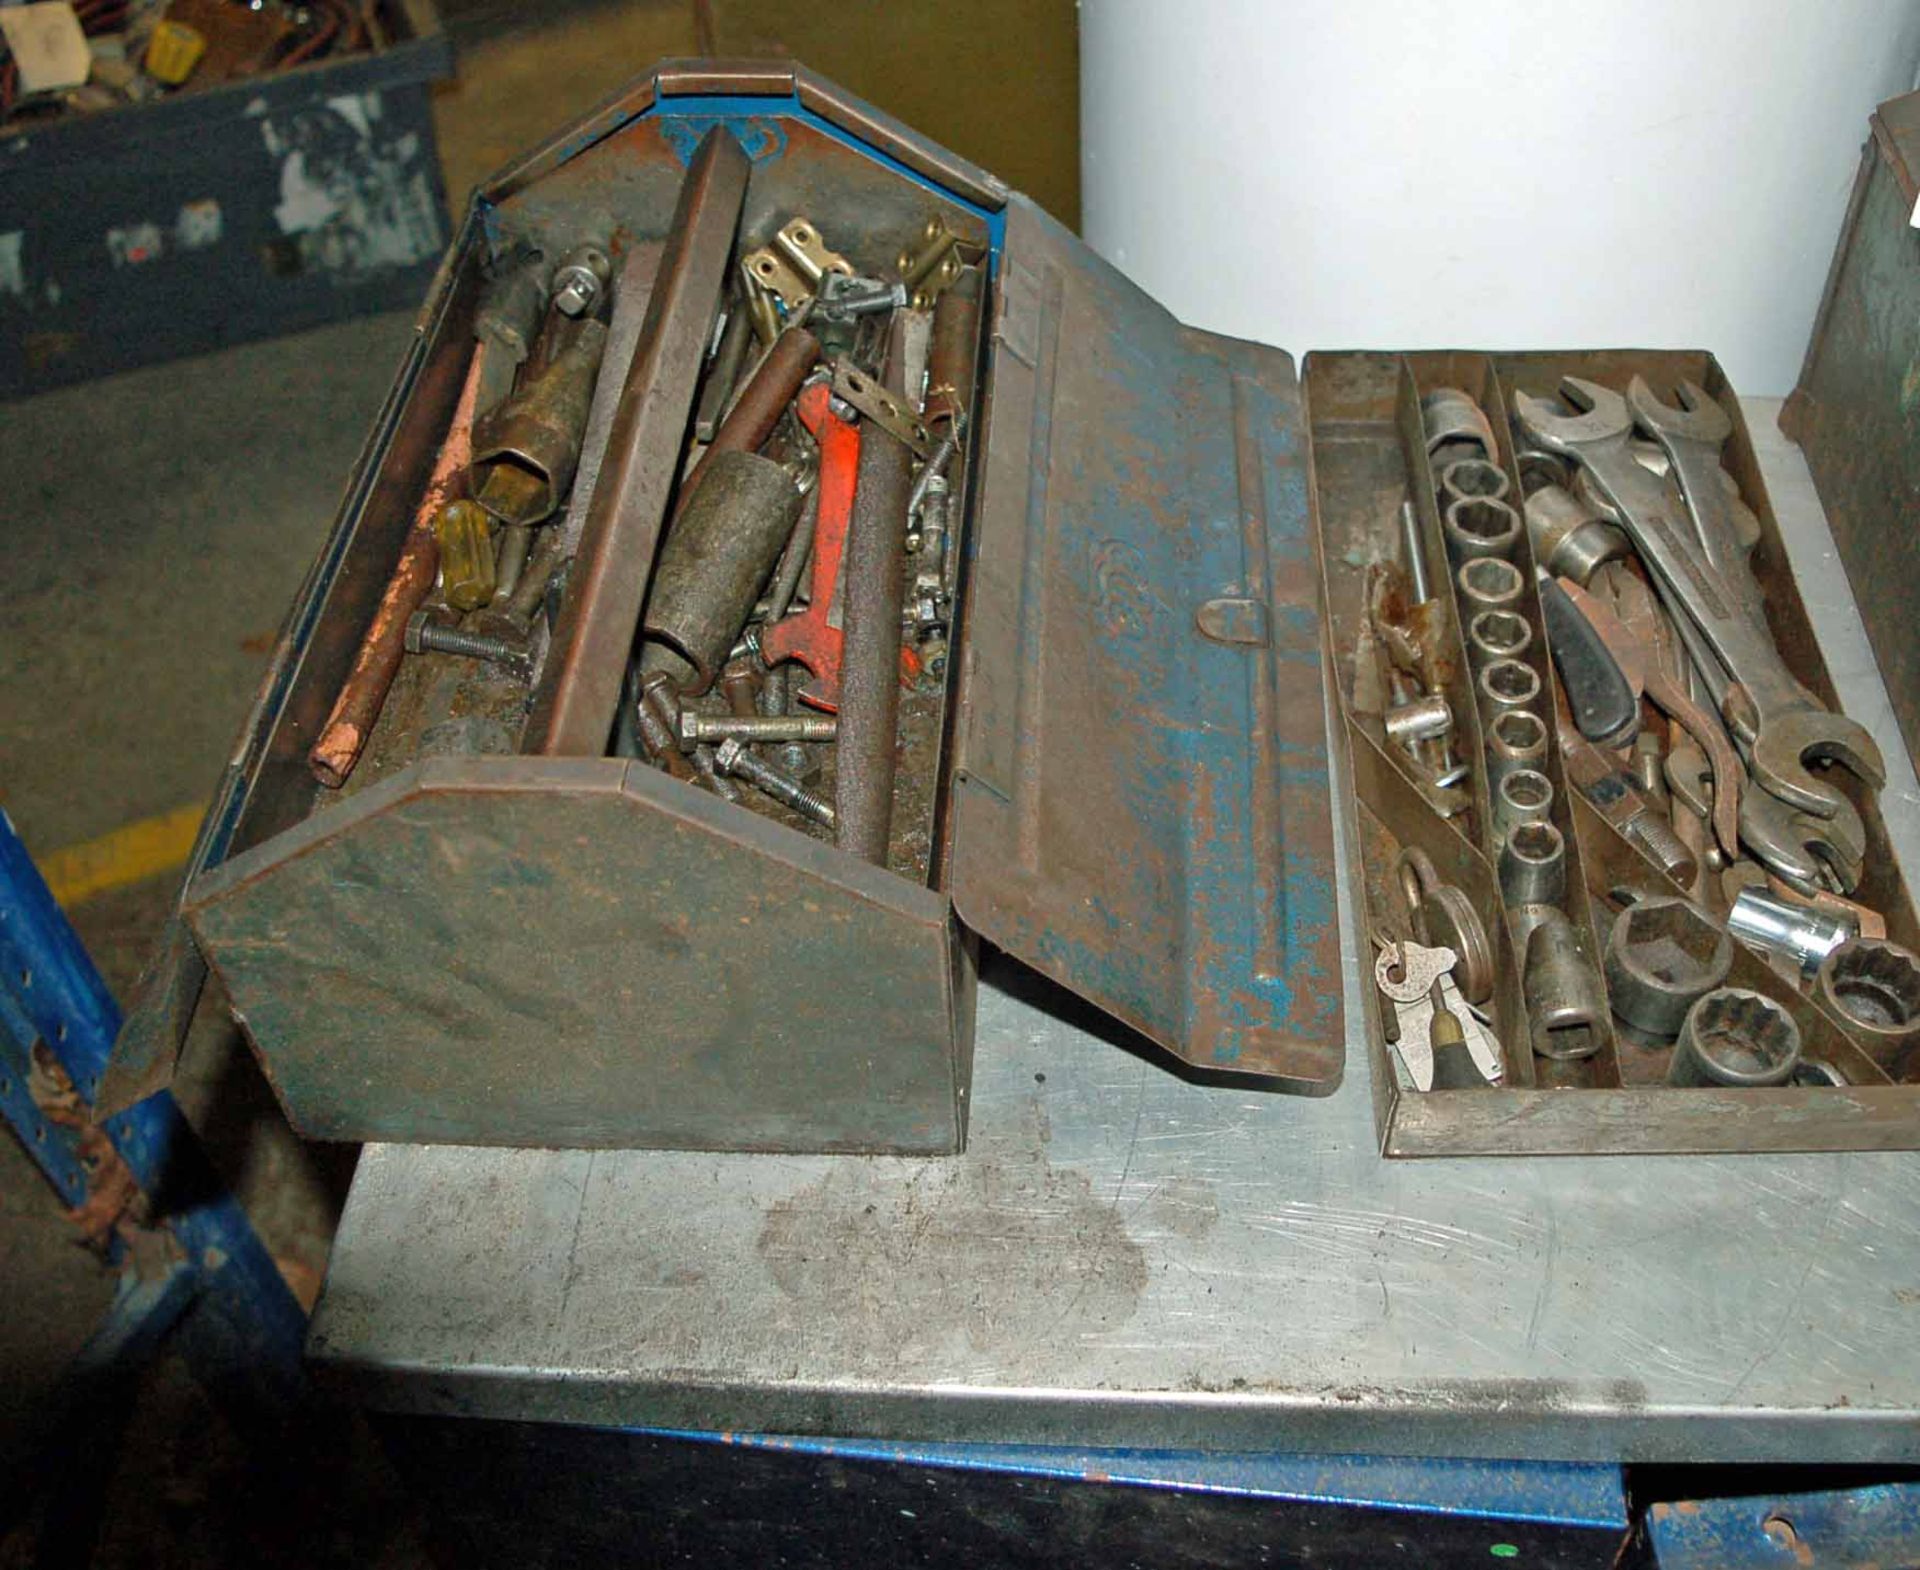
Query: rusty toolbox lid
948 197 1345 1090
1872 88 1920 203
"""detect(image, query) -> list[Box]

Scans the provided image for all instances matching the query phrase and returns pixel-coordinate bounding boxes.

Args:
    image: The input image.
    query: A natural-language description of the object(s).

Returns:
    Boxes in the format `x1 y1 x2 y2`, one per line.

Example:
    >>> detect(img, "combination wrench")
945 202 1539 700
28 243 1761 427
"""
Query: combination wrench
1512 377 1882 829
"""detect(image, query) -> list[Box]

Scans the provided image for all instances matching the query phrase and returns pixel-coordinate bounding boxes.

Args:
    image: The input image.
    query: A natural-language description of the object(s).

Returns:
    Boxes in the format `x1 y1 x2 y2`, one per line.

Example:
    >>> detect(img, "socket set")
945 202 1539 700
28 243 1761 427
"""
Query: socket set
1310 350 1920 1155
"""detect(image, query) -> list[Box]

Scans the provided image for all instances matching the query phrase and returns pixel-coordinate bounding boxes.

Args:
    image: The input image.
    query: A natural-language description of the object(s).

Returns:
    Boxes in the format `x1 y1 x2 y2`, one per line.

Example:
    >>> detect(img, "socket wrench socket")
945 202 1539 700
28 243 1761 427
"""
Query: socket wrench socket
1603 895 1734 1040
1815 939 1920 1057
1522 907 1607 1061
1467 608 1533 665
1442 495 1523 565
1493 767 1555 839
1668 988 1802 1087
1477 658 1542 719
1455 556 1526 614
1499 819 1567 908
1486 709 1549 786
1726 888 1856 980
1524 483 1631 586
1439 457 1511 507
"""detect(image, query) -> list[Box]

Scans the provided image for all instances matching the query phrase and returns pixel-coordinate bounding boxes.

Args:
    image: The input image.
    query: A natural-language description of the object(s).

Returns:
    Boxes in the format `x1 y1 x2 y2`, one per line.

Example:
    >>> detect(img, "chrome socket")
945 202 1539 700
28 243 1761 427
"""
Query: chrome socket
1726 888 1856 979
1486 708 1549 789
1522 907 1607 1061
1438 457 1511 507
1499 819 1567 908
1492 767 1555 840
1455 556 1526 614
1476 657 1542 719
1442 495 1523 565
1467 608 1533 666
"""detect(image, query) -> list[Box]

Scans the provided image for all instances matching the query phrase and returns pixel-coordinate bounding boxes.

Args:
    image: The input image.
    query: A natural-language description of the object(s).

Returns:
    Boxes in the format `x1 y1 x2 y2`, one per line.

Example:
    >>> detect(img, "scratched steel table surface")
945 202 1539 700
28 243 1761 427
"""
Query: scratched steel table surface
308 399 1920 1464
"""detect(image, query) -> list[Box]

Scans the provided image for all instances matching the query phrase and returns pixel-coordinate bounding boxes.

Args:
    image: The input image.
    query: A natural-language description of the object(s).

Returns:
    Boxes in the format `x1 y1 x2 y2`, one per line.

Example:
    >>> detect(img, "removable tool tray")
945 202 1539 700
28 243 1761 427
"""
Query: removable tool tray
1308 349 1920 1156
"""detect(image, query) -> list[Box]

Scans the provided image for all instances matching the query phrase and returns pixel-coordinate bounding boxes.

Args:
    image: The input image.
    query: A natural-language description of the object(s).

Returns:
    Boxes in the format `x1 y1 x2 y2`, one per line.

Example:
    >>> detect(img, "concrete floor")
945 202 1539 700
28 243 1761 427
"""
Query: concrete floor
0 4 1075 1558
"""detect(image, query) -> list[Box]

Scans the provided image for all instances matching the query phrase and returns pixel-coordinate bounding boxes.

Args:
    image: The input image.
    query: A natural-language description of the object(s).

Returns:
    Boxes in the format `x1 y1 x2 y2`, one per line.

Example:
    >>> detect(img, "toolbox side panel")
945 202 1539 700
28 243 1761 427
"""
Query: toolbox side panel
949 197 1343 1089
1782 96 1920 779
184 758 965 1152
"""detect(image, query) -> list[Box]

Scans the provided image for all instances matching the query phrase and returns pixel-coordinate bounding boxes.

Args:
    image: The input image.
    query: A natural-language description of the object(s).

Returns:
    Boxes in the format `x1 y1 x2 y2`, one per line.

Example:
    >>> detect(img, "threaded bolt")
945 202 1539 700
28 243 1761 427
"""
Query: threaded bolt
908 422 962 519
1622 808 1699 888
405 611 530 677
680 713 838 746
715 737 836 828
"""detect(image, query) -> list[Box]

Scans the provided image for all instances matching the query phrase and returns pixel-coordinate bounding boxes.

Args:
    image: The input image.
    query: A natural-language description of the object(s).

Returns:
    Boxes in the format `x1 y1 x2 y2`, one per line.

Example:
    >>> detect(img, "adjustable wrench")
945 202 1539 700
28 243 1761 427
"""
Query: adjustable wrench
760 380 921 709
1513 377 1882 824
760 381 859 710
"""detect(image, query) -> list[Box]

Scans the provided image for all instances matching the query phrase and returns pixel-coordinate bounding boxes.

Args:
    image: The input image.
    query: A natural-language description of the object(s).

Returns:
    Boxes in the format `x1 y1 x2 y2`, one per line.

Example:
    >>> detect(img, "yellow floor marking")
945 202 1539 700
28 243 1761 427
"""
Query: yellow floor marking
38 802 205 908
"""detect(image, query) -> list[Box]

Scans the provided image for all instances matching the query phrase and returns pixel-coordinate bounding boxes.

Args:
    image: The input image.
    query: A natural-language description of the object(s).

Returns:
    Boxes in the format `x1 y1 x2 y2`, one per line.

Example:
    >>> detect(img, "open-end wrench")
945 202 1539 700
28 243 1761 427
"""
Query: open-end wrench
1514 377 1883 822
1666 740 1865 894
1624 377 1764 620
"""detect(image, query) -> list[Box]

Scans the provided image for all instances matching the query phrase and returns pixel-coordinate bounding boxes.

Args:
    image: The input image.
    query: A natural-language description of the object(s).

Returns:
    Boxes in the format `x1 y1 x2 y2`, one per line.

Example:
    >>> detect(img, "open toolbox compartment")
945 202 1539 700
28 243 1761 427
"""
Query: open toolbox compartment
100 60 1920 1159
99 60 1342 1153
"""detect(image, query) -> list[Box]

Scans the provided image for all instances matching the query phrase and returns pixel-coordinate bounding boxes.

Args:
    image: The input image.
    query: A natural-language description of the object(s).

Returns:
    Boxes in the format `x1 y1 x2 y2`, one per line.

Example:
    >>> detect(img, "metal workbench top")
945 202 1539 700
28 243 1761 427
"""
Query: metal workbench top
308 400 1920 1464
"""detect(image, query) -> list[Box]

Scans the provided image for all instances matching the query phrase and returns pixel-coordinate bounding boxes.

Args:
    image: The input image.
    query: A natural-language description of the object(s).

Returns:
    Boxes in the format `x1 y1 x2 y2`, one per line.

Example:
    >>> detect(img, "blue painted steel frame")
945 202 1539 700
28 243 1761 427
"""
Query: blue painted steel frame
643 90 1009 258
0 808 306 1398
1650 1481 1920 1567
644 1428 1629 1532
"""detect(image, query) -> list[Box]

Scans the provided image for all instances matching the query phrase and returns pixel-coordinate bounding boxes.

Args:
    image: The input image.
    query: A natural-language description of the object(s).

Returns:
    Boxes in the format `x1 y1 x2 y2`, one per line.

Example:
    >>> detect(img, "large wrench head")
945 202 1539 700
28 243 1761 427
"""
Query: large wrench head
1740 782 1867 895
1625 376 1732 447
1512 377 1633 454
1747 708 1886 819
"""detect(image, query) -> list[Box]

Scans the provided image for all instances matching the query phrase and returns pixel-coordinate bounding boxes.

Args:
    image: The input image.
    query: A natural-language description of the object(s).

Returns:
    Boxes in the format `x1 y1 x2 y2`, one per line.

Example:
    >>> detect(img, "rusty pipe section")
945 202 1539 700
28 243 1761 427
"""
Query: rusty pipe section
835 322 913 864
923 264 980 430
522 125 750 757
641 451 800 695
706 325 819 459
469 312 610 526
308 343 484 788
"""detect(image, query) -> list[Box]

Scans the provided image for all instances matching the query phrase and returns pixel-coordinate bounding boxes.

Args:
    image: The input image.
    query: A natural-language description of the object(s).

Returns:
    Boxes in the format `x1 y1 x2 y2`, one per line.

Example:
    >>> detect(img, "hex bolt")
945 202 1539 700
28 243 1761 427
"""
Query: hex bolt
404 611 531 677
715 737 837 829
551 244 611 317
679 713 839 747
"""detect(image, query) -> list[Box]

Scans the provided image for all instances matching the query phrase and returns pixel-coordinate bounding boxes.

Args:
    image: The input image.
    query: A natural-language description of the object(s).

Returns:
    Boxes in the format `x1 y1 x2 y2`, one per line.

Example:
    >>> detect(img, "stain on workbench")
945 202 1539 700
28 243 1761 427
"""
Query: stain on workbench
756 1105 1149 1360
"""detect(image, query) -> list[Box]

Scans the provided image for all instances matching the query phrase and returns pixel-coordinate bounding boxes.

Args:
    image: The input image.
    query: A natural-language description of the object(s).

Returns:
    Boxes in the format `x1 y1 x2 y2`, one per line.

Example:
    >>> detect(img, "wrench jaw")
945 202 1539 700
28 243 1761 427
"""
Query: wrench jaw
1512 377 1635 454
1738 784 1867 896
1741 703 1885 825
1624 376 1733 447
